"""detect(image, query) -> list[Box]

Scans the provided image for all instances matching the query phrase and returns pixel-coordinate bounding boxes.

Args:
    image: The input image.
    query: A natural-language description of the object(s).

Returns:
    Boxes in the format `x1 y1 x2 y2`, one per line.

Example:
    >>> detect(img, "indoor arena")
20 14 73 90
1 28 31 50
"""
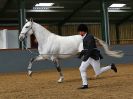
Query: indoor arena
0 0 133 99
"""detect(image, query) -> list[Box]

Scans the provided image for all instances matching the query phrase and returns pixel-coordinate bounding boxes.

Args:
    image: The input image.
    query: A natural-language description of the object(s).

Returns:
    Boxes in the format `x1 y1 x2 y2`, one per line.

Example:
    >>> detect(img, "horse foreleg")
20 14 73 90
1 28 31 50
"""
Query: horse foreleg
54 60 64 83
28 55 44 76
28 57 35 76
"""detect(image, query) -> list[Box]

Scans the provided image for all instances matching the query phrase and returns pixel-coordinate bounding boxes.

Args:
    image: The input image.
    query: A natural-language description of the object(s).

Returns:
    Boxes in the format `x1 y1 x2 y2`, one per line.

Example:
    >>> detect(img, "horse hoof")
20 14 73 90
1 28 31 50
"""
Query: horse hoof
58 77 64 83
28 70 32 77
58 80 63 83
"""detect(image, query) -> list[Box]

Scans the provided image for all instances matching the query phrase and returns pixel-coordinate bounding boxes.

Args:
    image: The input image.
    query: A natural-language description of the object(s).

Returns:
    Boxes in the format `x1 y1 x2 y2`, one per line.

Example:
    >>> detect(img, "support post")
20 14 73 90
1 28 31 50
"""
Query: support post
18 0 26 49
100 0 110 45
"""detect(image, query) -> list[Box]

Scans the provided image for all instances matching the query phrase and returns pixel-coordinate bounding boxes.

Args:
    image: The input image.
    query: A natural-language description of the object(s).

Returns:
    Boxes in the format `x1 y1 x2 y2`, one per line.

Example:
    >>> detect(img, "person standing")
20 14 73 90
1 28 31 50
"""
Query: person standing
77 24 117 89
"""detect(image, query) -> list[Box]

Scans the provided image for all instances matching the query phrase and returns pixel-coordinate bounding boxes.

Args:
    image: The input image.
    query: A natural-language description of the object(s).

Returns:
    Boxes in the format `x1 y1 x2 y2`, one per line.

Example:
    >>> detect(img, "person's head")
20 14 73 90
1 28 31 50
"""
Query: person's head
77 24 88 36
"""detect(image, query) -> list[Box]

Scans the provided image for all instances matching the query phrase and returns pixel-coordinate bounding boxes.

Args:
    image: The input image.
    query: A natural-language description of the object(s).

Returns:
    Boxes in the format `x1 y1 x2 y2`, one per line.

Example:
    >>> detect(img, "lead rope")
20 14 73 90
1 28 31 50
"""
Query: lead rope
22 41 39 55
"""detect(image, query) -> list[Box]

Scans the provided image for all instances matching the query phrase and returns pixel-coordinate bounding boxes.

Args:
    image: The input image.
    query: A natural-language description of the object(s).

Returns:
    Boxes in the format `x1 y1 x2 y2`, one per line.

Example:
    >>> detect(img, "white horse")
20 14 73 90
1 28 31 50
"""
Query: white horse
19 19 123 83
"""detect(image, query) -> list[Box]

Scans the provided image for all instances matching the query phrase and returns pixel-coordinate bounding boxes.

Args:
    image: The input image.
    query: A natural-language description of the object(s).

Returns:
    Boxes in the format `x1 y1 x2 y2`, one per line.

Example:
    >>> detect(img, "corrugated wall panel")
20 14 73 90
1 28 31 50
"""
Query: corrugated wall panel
119 23 133 44
44 25 58 34
43 23 133 45
62 25 78 36
90 24 101 38
110 24 116 45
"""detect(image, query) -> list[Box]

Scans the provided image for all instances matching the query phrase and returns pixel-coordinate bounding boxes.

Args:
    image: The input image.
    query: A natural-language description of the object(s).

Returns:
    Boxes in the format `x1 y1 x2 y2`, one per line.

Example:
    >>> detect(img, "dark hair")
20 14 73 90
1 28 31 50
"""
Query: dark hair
77 24 88 33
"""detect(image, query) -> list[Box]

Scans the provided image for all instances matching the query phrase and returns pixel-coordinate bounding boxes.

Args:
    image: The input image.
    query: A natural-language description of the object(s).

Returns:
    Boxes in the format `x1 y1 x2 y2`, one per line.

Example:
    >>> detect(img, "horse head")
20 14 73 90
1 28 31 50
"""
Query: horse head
19 18 34 41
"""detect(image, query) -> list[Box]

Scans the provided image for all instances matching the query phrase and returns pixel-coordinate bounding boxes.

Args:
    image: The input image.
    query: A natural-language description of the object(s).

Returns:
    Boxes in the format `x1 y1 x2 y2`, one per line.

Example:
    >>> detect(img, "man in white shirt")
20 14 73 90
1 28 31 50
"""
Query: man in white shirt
77 24 117 89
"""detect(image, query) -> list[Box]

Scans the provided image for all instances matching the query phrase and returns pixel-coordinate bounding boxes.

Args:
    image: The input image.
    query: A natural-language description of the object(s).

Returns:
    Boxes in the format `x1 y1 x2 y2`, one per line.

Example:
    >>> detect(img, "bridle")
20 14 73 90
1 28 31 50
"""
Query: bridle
20 21 37 54
20 21 34 37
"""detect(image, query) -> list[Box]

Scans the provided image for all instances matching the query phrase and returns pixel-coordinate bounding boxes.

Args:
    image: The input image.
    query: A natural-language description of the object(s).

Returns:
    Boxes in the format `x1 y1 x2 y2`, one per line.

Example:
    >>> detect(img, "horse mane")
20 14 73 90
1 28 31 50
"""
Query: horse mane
34 22 51 32
32 22 57 36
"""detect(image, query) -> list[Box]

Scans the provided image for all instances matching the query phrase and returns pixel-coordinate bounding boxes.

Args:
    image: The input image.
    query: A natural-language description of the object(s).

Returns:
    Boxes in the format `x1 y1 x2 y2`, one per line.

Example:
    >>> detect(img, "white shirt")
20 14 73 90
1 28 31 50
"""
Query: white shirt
82 33 87 39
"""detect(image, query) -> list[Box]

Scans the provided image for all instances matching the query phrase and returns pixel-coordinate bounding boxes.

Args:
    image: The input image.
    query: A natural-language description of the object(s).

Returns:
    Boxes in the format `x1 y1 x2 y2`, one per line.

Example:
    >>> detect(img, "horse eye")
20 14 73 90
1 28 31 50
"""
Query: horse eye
25 26 29 28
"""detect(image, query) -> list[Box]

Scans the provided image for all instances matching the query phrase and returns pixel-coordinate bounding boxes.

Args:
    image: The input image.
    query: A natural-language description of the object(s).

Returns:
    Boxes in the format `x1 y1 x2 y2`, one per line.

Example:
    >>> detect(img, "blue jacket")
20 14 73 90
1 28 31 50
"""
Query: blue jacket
79 33 103 61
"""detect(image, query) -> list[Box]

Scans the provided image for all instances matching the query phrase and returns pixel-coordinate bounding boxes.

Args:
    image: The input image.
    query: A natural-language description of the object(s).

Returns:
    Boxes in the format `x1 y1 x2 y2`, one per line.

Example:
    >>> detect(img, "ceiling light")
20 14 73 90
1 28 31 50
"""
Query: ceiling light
109 3 126 8
35 3 54 7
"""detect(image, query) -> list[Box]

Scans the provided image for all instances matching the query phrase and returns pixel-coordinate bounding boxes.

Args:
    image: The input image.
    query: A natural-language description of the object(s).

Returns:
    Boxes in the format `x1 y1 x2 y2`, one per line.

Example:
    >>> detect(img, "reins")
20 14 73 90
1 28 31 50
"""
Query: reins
22 41 39 55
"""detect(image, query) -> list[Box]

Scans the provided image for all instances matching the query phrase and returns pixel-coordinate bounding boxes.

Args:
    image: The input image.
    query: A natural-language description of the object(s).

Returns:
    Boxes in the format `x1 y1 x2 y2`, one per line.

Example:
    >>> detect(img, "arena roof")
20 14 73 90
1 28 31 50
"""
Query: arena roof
0 0 133 25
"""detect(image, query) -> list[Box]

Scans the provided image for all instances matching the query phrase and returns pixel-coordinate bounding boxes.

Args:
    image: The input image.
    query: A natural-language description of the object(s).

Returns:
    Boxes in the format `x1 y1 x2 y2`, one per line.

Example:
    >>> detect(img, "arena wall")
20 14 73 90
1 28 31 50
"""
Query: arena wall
0 45 132 73
47 23 133 45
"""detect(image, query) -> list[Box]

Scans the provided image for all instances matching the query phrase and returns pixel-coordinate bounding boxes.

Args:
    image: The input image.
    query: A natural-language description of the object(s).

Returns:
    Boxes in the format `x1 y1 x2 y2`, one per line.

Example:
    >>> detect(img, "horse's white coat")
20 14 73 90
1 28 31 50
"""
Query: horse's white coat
21 22 83 59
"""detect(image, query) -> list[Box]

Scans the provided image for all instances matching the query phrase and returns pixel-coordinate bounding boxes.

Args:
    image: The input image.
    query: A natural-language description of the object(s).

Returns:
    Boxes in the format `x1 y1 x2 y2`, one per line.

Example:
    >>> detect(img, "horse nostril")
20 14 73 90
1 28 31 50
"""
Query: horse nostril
19 37 24 41
19 36 24 41
19 33 25 41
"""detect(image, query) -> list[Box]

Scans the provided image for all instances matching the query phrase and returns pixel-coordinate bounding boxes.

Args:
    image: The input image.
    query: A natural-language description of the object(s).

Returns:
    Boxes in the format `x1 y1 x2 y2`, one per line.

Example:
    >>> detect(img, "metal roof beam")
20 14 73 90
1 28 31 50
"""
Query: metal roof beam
117 13 133 25
0 18 133 25
7 9 133 13
0 0 10 14
59 0 91 25
31 0 84 3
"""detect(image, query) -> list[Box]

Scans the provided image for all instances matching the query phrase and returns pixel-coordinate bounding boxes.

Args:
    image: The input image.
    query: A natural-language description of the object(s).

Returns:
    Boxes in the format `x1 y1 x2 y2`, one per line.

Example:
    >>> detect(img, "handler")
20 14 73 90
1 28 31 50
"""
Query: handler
77 24 117 89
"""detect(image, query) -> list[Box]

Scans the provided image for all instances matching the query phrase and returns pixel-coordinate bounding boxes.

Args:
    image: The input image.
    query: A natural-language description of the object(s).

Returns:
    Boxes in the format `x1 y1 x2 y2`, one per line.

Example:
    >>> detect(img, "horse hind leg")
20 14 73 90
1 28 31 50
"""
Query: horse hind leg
53 59 64 83
57 65 64 83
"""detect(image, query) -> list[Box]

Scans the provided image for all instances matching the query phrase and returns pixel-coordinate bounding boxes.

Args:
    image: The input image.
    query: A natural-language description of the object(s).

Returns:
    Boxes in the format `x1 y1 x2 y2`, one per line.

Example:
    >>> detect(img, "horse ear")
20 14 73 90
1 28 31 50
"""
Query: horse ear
26 19 28 23
30 18 33 22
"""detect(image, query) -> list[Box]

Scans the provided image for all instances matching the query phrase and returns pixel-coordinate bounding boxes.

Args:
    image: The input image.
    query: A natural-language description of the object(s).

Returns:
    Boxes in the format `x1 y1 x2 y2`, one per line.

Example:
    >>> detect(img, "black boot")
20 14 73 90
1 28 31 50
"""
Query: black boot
78 85 88 89
111 63 117 73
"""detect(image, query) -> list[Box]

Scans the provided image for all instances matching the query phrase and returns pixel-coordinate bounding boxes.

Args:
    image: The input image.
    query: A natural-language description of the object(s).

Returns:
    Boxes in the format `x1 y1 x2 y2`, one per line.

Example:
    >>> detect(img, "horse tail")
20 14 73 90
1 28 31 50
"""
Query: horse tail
94 36 124 58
